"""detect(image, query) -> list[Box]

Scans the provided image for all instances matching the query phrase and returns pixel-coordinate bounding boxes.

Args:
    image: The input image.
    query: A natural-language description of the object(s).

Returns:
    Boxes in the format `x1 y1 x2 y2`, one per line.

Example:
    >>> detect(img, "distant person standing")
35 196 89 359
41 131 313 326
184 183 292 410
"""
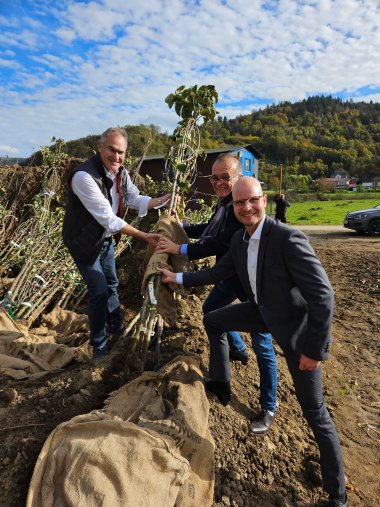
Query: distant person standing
274 193 290 223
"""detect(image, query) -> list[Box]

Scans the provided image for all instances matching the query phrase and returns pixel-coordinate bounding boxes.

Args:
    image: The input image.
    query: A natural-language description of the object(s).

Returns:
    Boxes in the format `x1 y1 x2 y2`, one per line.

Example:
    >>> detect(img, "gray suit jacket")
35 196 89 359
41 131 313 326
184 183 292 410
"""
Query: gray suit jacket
183 216 334 361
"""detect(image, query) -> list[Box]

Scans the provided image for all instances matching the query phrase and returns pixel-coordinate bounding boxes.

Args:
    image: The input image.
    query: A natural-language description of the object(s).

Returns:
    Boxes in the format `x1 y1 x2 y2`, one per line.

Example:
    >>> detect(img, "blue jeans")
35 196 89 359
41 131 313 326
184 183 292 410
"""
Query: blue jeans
250 332 277 412
202 276 277 412
202 278 247 352
74 238 121 357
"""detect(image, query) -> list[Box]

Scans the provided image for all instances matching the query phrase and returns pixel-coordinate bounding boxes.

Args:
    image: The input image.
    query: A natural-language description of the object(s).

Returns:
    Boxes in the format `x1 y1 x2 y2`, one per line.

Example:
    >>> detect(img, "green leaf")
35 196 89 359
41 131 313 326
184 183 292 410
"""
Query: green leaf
177 180 189 190
177 163 187 173
165 94 176 107
182 106 192 119
175 102 182 117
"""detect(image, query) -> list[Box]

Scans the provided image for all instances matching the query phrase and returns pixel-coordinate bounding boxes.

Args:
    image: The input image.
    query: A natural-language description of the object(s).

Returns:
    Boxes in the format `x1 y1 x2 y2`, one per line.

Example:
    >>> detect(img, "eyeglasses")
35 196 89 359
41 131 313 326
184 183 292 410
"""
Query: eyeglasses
208 174 238 184
232 196 263 208
105 145 126 156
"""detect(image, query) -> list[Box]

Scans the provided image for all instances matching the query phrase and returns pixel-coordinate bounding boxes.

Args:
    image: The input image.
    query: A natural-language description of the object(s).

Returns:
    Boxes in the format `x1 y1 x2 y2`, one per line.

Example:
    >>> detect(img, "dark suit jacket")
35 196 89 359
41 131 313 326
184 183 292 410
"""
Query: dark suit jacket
183 193 243 262
183 216 334 362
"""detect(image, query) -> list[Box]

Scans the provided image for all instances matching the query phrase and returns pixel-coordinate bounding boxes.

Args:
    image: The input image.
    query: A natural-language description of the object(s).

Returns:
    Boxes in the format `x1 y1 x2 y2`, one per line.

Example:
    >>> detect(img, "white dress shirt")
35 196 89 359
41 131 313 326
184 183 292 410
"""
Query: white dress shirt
71 169 151 235
176 215 266 292
246 214 266 304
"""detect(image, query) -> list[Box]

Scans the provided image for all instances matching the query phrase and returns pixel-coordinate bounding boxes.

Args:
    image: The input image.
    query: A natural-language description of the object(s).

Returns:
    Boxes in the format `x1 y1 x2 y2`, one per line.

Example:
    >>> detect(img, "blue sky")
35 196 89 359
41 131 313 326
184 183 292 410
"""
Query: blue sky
1 0 379 158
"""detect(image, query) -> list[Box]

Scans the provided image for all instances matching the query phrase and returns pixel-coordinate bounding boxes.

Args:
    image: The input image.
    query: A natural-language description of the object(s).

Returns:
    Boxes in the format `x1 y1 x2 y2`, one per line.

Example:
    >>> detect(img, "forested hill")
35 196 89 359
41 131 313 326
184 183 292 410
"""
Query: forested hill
26 96 379 185
25 125 173 166
202 96 380 183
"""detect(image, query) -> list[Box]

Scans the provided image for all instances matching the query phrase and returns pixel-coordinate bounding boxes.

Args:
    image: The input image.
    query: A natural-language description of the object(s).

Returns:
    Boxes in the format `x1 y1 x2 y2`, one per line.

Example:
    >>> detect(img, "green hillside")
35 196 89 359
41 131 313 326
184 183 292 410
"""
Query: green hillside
28 96 380 190
202 95 380 188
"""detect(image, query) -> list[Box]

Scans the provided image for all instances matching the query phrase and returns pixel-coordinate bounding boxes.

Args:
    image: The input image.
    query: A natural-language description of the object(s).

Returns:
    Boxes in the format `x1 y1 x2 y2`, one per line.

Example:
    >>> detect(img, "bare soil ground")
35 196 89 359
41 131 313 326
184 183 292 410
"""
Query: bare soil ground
0 229 379 507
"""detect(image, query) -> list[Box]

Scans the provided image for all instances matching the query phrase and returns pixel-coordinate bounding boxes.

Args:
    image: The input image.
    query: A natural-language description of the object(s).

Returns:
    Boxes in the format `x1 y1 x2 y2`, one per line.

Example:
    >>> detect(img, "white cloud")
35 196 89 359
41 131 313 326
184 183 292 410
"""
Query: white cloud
55 28 76 43
0 145 19 156
352 93 380 103
0 58 21 69
0 0 379 157
0 15 19 28
0 49 16 57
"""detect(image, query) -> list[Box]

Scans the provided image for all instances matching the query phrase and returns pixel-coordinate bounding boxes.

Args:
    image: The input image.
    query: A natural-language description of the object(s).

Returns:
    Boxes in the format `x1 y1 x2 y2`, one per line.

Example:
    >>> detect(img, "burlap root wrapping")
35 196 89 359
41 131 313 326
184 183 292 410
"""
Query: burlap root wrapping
142 214 191 325
27 354 215 507
0 307 90 379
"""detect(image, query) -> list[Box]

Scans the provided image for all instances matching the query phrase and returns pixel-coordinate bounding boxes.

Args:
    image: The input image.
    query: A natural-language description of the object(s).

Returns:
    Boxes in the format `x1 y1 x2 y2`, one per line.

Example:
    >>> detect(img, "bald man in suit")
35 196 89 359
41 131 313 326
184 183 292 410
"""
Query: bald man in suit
158 177 348 507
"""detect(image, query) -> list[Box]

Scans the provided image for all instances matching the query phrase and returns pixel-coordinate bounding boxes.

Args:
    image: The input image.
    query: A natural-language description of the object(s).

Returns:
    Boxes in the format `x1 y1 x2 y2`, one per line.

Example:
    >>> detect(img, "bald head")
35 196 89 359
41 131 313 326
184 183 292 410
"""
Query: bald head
232 177 267 234
232 176 263 199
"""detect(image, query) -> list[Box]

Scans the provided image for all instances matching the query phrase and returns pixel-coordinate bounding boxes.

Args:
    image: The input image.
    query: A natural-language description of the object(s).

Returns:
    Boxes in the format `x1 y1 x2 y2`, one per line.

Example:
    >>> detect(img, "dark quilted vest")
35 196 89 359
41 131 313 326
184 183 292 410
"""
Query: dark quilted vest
62 154 128 264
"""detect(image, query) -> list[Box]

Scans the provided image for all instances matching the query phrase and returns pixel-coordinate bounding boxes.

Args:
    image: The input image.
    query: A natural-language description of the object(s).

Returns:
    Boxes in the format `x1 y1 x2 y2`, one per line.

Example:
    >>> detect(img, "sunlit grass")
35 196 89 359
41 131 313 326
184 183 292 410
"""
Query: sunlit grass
283 199 380 225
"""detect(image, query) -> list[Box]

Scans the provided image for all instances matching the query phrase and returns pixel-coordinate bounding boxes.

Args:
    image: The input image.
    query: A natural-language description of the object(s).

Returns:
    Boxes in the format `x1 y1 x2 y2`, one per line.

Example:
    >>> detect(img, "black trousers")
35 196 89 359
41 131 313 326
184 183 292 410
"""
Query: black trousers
275 213 287 223
203 300 346 499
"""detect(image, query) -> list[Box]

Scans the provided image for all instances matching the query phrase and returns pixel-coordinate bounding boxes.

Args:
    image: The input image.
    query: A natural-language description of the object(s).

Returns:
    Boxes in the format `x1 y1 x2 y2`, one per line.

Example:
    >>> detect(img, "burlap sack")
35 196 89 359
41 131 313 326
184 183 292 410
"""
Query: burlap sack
0 308 90 379
0 306 26 336
142 214 191 325
27 354 215 507
41 307 89 345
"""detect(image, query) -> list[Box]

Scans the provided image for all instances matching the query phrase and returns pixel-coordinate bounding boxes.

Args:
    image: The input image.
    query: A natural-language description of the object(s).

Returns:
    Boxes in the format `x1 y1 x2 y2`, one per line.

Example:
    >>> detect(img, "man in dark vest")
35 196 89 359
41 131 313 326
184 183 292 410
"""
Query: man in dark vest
62 127 170 359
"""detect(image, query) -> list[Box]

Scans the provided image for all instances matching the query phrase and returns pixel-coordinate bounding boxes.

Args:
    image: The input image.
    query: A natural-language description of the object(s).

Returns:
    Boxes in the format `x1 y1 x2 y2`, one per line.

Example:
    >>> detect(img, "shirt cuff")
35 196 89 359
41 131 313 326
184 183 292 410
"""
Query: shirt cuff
176 273 184 284
179 244 188 256
137 196 152 217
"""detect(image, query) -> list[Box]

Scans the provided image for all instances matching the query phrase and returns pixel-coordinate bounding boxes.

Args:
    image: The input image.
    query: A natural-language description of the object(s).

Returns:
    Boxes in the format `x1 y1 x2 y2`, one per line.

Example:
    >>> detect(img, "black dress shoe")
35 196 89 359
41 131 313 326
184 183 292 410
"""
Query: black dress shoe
249 409 275 435
92 350 109 362
229 349 249 365
204 380 232 406
106 325 124 337
327 495 349 507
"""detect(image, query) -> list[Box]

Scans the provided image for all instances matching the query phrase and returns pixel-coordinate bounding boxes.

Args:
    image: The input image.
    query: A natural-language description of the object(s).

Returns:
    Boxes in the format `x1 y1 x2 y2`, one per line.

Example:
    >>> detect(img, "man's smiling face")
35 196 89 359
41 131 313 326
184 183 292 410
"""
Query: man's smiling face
210 158 240 199
232 177 267 234
98 132 127 174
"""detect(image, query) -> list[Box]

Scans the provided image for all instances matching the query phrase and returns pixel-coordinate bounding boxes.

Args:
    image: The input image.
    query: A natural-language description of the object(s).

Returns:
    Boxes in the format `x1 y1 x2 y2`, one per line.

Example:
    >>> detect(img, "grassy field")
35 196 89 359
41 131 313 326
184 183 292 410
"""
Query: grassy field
271 199 380 225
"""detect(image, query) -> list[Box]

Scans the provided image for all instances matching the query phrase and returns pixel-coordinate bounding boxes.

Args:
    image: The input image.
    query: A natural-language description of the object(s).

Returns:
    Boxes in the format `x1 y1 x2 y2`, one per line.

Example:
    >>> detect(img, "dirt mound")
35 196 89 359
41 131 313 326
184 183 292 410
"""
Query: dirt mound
0 229 379 506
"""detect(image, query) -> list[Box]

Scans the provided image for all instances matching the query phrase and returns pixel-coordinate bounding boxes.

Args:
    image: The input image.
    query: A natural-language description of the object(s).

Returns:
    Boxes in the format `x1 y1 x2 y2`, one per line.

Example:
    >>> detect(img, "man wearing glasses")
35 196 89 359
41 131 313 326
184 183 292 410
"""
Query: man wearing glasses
157 176 348 507
156 154 277 435
62 128 170 359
